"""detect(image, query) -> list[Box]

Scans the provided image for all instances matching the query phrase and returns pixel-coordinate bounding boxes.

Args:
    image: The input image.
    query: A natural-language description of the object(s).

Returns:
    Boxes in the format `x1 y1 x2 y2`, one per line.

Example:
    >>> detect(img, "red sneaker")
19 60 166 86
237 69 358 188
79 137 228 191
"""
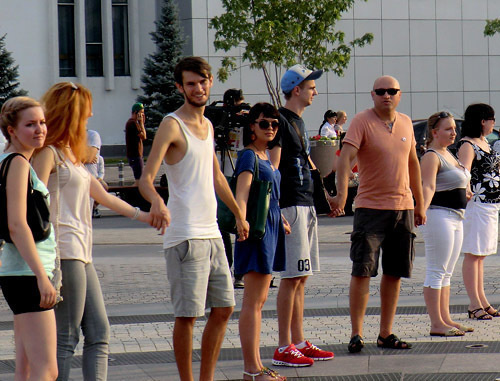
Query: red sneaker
272 343 314 367
297 341 334 360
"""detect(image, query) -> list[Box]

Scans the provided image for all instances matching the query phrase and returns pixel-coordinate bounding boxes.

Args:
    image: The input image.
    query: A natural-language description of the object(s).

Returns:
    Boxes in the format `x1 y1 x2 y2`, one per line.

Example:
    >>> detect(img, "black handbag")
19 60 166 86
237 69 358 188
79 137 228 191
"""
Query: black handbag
0 153 51 243
290 121 332 215
217 149 272 239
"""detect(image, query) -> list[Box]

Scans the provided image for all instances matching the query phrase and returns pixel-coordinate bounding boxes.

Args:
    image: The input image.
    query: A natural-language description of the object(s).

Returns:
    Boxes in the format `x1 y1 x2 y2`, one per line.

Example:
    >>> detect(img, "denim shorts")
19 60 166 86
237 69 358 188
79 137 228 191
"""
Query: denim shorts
165 238 235 317
350 208 416 278
0 276 54 315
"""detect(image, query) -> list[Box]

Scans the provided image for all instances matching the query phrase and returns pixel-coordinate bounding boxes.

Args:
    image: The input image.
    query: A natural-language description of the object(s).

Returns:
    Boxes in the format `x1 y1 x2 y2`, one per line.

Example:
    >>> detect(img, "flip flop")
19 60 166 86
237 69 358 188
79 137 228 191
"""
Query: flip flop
456 324 474 333
430 328 465 337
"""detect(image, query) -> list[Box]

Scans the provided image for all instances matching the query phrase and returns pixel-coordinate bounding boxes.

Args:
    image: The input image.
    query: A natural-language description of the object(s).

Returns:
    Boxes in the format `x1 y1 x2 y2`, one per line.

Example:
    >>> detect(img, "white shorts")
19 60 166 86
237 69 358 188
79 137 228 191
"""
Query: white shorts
280 206 320 278
462 201 500 256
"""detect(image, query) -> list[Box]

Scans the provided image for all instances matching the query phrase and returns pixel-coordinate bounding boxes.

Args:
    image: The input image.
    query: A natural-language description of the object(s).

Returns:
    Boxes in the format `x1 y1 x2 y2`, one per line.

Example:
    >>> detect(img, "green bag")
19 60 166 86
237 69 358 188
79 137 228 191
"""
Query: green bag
217 149 272 239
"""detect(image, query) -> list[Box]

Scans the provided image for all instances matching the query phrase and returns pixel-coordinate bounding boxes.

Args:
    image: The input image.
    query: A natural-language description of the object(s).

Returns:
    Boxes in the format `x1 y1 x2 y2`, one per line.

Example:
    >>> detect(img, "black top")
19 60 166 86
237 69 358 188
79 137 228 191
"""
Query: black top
457 140 500 203
125 118 143 158
269 107 313 208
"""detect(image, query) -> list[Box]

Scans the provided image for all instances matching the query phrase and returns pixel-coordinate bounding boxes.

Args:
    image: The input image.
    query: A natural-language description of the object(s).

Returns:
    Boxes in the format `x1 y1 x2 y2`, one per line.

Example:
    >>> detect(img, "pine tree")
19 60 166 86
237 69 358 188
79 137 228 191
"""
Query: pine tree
0 34 27 108
137 0 184 130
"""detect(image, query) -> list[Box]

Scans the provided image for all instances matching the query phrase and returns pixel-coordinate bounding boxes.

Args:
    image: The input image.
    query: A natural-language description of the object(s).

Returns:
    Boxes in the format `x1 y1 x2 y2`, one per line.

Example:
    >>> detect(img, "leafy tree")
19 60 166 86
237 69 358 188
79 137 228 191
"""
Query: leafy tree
484 19 500 37
0 34 27 108
210 0 373 107
137 0 184 130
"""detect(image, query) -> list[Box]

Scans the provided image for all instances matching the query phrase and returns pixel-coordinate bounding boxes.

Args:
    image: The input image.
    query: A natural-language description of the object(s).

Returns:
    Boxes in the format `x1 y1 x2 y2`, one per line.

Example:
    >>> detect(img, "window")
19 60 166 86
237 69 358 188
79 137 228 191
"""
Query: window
112 0 130 76
58 0 76 77
85 0 103 77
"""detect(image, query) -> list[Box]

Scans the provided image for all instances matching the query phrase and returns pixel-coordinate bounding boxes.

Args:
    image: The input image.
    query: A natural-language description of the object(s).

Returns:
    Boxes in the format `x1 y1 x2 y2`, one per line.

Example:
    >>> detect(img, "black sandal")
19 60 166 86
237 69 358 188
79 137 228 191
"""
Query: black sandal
377 334 412 349
484 305 500 317
468 308 493 320
348 334 364 353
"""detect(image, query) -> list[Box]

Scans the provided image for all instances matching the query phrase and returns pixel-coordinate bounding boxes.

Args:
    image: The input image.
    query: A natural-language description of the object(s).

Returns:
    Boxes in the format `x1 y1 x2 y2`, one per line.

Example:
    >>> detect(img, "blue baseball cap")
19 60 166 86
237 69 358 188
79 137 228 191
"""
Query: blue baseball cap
281 64 323 93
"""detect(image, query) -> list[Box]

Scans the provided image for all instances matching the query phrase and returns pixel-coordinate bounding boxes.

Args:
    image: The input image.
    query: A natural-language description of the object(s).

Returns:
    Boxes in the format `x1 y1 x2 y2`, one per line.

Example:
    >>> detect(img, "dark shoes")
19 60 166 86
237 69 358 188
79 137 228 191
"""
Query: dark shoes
377 334 412 349
484 305 500 317
347 335 364 353
468 308 493 320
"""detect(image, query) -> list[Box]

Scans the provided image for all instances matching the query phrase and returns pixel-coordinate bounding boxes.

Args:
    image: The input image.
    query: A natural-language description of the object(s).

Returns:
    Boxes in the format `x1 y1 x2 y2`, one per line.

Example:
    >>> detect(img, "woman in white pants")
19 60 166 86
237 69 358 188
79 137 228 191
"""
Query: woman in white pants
420 111 473 336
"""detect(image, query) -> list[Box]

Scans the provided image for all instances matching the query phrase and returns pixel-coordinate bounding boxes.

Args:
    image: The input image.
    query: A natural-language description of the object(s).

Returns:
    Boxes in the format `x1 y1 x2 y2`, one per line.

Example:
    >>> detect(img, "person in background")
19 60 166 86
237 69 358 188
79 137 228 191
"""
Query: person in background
32 82 157 381
235 102 289 380
84 129 104 218
457 103 500 321
125 102 147 185
335 110 348 134
420 111 472 336
319 110 337 138
0 96 58 380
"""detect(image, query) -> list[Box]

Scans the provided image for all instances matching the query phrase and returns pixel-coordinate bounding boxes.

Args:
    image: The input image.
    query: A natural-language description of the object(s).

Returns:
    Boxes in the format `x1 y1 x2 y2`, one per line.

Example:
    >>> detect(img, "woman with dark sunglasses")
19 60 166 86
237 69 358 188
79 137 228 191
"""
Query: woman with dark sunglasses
419 111 472 336
234 102 289 380
457 103 500 320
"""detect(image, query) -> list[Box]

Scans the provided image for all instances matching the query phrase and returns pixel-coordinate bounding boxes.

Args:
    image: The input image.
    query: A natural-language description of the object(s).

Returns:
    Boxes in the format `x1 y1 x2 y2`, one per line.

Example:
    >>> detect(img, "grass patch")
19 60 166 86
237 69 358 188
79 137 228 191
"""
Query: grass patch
104 157 127 165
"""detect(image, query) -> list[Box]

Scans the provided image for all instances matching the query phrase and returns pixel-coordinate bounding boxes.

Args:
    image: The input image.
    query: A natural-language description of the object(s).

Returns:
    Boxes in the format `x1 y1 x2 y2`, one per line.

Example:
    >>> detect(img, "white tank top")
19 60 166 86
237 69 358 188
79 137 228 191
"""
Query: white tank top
163 113 221 249
47 147 93 262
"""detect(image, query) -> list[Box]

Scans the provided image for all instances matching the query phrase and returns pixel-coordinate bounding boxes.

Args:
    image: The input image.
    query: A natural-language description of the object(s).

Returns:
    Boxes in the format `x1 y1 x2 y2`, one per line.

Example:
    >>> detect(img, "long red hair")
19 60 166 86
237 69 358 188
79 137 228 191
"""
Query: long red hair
41 82 92 163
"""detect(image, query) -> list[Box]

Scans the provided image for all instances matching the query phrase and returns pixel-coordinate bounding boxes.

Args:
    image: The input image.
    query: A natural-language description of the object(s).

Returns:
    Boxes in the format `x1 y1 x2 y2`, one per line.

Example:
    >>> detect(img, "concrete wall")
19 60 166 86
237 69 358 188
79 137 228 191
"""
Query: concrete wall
178 0 500 135
0 0 159 145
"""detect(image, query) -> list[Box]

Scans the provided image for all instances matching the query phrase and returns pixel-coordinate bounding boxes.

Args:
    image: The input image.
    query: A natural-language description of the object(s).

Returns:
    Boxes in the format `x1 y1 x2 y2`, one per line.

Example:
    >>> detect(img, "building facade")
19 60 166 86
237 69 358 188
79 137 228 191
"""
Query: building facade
1 0 500 145
178 0 500 133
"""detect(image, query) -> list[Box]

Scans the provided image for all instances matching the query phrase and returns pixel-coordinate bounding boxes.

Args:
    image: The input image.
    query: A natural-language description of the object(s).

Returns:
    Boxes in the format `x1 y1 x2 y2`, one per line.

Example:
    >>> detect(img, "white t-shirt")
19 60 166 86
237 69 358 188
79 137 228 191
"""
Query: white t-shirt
0 134 6 153
320 122 337 138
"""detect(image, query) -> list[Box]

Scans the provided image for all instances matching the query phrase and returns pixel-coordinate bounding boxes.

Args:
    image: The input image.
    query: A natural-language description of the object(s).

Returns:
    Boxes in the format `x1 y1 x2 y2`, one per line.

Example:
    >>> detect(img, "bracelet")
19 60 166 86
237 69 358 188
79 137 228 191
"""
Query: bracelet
132 206 140 220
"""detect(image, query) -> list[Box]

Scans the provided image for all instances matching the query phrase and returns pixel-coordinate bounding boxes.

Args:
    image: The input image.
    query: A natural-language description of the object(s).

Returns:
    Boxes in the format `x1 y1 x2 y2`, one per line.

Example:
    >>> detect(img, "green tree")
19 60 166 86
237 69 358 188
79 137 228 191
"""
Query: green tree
484 19 500 37
210 0 373 107
137 0 184 130
0 34 27 108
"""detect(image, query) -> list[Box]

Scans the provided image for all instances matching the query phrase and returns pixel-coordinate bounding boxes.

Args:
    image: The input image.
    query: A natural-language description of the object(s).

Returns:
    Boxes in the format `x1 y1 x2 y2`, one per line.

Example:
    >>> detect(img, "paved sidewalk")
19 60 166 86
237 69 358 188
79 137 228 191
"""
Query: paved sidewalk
1 211 500 380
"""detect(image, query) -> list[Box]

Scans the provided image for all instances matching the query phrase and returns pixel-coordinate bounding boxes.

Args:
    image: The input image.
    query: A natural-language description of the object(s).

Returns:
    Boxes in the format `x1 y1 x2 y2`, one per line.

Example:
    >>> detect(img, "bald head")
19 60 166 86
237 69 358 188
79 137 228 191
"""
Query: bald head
371 75 401 115
373 75 400 90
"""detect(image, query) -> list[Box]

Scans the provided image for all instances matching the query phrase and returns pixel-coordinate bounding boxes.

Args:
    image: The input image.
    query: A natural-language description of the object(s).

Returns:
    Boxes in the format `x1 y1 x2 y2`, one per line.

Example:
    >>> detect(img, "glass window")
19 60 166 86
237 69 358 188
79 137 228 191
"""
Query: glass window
85 0 103 76
58 1 76 77
112 0 130 76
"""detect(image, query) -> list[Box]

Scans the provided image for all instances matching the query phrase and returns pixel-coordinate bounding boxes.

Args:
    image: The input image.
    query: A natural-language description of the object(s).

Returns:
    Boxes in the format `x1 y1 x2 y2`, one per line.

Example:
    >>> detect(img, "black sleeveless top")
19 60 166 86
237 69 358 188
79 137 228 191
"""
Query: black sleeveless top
457 140 500 203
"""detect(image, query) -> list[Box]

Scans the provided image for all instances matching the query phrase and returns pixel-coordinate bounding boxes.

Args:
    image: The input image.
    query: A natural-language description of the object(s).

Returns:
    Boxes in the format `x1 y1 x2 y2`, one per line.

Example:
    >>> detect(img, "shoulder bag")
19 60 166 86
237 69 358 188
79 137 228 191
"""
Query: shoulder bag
217 149 272 239
47 146 65 304
0 153 51 243
289 121 332 215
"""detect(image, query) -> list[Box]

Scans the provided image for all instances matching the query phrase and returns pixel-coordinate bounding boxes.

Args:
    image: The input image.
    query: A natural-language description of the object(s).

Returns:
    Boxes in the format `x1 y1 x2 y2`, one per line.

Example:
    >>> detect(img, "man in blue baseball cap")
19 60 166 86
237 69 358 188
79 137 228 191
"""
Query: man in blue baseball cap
269 64 334 367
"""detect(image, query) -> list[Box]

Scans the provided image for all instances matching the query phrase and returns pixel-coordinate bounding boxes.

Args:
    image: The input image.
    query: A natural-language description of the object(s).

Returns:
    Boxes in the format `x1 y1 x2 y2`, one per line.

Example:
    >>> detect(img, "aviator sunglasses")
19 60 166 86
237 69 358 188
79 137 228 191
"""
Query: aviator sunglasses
256 119 279 130
373 88 400 96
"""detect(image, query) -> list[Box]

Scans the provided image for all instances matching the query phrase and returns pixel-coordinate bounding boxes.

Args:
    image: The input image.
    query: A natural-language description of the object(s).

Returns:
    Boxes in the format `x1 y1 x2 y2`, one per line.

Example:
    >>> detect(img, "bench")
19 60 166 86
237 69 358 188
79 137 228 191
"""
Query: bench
108 185 168 211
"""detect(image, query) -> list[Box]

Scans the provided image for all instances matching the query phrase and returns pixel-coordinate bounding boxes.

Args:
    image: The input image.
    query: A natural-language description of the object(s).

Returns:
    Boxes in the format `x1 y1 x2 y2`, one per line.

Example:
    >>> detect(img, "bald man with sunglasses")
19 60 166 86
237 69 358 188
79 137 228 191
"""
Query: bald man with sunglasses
329 75 426 354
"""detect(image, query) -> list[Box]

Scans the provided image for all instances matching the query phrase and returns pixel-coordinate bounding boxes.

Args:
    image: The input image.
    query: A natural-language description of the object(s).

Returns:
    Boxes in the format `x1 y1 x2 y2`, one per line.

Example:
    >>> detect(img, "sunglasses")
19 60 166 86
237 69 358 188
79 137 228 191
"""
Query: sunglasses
430 111 453 129
485 117 496 122
256 120 279 130
373 88 400 96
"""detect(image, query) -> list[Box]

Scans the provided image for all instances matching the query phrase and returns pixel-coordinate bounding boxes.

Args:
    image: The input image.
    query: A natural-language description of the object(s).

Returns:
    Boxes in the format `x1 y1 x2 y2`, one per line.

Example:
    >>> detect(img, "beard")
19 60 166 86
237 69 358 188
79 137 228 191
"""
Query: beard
185 93 208 108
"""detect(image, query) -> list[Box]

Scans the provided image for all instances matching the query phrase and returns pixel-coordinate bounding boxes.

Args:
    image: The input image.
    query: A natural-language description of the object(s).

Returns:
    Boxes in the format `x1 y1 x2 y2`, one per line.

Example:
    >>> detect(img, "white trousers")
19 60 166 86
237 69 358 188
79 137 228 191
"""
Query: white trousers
420 208 463 289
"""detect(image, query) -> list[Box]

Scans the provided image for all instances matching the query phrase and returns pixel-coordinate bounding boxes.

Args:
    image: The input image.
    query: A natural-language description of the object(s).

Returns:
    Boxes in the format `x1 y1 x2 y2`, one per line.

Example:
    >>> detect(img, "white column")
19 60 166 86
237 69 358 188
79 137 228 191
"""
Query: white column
129 0 140 90
75 0 86 81
102 0 114 90
47 0 59 83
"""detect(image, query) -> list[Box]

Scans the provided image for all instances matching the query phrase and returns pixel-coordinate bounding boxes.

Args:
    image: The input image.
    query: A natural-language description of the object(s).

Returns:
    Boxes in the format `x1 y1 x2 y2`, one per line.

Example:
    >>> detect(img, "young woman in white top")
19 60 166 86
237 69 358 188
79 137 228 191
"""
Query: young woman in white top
32 82 159 381
0 96 58 380
420 111 473 336
319 110 337 138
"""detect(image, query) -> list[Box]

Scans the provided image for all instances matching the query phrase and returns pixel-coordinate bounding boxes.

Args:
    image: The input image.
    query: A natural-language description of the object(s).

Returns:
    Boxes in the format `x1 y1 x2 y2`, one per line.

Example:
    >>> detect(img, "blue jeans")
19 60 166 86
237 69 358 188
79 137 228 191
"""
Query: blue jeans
56 260 110 381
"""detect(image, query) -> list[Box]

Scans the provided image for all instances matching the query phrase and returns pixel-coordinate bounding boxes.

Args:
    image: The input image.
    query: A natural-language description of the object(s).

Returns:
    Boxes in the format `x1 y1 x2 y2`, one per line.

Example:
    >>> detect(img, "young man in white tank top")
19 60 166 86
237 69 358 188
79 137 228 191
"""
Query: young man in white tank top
139 56 249 381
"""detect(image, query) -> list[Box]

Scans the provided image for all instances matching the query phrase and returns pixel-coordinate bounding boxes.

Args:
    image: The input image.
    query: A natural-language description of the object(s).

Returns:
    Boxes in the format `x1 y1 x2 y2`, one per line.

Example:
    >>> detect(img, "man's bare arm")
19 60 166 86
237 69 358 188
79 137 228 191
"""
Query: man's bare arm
138 117 175 232
408 145 426 226
328 143 358 217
